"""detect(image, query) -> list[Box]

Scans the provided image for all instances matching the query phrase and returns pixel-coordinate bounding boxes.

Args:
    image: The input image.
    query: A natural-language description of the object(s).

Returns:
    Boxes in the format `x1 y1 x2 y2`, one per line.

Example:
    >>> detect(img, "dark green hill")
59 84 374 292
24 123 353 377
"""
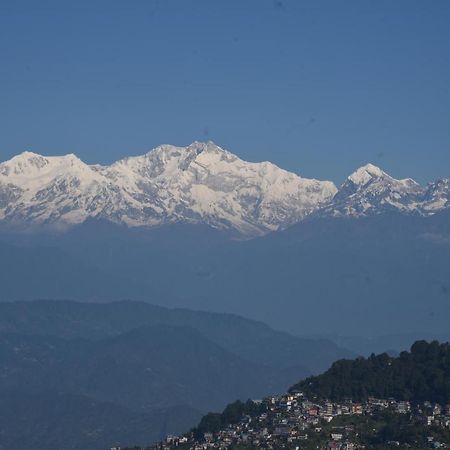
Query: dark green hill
290 340 450 404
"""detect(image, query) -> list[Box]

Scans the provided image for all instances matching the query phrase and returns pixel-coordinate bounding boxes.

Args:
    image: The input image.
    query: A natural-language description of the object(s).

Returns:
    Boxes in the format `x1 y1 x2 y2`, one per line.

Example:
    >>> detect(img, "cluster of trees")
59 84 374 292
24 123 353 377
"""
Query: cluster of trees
192 400 265 439
290 340 450 404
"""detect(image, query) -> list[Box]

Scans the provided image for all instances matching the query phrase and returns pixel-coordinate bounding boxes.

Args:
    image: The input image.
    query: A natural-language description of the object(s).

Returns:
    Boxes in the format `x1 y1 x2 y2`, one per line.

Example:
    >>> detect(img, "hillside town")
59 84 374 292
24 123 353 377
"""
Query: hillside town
121 392 450 450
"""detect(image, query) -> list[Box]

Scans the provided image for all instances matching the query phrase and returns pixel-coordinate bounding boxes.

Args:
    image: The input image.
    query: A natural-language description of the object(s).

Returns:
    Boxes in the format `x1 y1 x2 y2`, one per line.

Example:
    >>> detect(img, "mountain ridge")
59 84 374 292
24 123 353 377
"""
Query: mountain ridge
0 142 336 236
2 141 448 236
0 299 353 449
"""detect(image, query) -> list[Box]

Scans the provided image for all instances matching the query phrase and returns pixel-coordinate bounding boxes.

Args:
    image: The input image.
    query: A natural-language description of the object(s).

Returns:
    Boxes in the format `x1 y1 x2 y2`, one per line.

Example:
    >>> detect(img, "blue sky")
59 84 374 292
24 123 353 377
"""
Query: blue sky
1 0 449 184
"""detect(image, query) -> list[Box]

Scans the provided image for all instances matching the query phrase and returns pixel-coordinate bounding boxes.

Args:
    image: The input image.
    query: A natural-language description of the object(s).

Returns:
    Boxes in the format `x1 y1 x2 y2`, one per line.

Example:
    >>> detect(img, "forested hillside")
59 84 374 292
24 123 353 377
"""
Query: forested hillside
290 340 450 404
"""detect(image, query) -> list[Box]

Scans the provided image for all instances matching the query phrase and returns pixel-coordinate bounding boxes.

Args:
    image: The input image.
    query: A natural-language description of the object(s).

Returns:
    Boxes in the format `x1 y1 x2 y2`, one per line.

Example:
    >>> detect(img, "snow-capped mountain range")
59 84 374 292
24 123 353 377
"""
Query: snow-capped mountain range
0 142 448 236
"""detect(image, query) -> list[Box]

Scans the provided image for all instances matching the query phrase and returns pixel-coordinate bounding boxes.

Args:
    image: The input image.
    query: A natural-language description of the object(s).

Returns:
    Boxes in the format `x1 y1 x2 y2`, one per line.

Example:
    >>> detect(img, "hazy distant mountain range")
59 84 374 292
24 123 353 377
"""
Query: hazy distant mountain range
0 300 351 450
1 141 449 237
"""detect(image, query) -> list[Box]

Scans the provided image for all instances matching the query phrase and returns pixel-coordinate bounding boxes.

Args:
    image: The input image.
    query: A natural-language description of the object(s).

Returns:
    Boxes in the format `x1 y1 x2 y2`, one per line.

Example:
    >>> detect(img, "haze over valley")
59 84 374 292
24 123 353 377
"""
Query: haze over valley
1 143 449 338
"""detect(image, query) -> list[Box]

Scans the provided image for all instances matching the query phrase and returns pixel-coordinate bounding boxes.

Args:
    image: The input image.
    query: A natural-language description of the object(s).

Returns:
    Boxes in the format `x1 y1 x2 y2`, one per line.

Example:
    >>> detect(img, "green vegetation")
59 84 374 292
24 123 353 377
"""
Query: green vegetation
290 340 450 404
293 410 450 450
192 400 265 439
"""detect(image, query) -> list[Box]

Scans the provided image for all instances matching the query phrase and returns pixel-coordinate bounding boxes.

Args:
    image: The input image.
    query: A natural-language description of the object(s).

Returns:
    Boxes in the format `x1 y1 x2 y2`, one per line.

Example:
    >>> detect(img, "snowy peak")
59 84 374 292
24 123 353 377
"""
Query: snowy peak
347 163 385 186
109 141 337 233
0 151 48 176
1 151 86 178
324 163 437 218
0 142 336 235
346 163 420 190
0 145 448 236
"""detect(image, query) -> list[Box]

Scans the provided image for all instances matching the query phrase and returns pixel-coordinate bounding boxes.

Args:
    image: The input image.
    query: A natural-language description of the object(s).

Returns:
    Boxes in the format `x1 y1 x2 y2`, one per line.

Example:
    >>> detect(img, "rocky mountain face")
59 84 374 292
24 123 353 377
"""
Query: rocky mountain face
0 142 448 236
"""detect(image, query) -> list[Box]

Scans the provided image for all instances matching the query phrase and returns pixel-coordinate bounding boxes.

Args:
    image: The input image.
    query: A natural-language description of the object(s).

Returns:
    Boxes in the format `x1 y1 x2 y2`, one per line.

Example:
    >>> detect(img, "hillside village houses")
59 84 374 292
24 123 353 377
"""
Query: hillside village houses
117 392 450 450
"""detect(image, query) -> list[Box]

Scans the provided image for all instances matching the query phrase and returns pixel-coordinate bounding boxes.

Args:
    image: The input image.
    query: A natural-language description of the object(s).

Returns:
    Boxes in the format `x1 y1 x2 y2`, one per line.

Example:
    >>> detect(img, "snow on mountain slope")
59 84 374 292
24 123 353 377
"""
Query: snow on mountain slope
320 163 425 217
317 163 450 219
0 142 337 236
0 151 113 225
0 144 448 236
105 142 337 233
421 178 450 213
